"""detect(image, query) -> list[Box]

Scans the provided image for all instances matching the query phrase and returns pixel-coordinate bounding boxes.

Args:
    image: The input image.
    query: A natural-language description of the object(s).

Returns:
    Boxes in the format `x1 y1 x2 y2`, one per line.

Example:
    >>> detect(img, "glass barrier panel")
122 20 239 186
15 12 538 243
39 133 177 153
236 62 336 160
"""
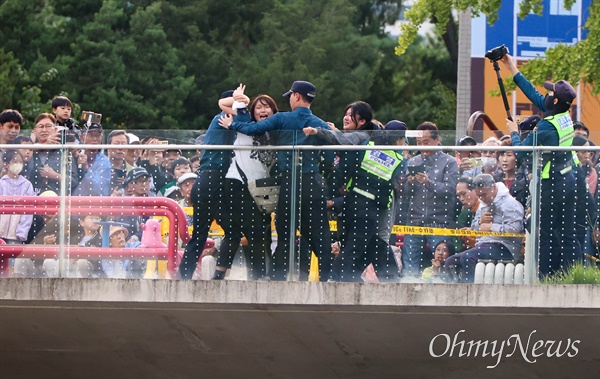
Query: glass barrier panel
1 127 598 284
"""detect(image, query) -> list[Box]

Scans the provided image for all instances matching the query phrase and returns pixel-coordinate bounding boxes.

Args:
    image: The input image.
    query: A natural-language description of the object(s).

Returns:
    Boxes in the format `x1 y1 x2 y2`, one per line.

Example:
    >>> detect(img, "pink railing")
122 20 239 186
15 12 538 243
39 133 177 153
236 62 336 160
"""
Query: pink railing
0 196 191 277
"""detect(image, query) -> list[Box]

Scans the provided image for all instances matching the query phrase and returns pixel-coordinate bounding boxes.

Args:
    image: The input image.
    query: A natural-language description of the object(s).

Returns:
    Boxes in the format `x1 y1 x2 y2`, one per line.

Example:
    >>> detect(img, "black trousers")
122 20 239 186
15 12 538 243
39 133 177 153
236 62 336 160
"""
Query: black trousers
179 170 239 279
272 172 332 281
217 178 272 279
538 173 582 278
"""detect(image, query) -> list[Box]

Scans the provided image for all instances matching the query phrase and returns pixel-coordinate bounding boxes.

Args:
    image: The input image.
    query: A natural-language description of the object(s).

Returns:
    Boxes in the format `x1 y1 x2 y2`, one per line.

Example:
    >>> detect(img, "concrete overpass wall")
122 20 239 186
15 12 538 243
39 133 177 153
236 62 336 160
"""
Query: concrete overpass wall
0 279 598 379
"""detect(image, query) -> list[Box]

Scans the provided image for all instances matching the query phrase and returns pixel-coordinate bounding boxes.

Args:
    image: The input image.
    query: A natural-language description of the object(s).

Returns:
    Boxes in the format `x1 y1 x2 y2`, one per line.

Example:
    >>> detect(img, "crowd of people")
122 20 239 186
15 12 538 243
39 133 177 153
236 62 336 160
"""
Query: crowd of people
0 59 597 282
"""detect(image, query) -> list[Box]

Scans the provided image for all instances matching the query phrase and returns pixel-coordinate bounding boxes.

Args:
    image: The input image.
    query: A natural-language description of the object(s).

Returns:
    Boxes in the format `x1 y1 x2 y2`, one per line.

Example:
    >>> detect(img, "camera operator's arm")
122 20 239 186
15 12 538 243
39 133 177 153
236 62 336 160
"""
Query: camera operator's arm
500 54 519 76
501 54 545 112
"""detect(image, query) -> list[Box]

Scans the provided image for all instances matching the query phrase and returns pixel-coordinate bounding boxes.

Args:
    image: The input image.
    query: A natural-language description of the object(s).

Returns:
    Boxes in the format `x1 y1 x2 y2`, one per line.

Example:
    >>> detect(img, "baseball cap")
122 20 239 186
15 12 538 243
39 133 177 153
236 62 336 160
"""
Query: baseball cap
457 135 477 146
164 186 181 198
384 120 407 139
220 90 234 99
177 172 198 185
126 133 140 144
86 123 102 131
283 81 316 98
39 190 58 197
124 167 150 185
385 120 408 131
544 80 576 105
518 115 541 133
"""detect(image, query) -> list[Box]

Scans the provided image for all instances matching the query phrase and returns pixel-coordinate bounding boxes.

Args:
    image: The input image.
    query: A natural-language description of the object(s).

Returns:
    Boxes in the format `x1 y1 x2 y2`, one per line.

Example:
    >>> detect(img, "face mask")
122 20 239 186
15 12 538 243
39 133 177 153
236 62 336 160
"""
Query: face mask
544 94 555 111
9 163 23 176
481 157 497 170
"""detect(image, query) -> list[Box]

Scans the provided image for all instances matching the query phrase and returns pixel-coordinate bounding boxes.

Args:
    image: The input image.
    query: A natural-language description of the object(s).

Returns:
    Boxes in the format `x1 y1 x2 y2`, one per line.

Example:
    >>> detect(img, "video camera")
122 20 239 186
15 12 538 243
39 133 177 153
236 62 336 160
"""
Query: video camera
485 44 509 62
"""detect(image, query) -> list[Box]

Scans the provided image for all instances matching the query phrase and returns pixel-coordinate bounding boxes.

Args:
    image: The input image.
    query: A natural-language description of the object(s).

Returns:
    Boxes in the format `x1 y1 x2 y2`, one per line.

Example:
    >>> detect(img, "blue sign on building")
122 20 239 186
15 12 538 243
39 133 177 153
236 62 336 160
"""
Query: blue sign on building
484 0 591 59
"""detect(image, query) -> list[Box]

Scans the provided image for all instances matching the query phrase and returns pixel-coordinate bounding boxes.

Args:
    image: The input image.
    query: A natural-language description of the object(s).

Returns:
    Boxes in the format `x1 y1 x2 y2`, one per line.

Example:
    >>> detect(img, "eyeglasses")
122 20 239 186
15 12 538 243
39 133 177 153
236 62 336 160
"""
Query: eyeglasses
35 123 55 129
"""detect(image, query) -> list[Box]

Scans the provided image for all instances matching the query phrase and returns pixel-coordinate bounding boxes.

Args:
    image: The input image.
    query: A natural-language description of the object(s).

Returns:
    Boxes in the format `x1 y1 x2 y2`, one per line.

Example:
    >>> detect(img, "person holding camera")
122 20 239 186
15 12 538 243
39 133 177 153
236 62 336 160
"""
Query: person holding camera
73 123 111 197
401 122 459 278
501 53 581 278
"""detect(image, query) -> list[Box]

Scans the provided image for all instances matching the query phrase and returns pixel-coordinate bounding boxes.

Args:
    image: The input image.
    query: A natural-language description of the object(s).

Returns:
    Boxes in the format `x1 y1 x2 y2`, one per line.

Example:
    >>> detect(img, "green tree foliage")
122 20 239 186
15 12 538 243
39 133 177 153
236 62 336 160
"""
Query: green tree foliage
396 0 599 93
0 0 457 130
369 35 456 130
0 49 21 109
63 0 194 128
231 0 383 123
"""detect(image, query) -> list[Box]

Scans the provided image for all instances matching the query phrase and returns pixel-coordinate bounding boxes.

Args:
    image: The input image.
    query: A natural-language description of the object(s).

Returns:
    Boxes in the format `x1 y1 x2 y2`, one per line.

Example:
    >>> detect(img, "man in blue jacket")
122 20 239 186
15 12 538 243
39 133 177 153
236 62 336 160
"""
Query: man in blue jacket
502 53 581 278
219 81 333 281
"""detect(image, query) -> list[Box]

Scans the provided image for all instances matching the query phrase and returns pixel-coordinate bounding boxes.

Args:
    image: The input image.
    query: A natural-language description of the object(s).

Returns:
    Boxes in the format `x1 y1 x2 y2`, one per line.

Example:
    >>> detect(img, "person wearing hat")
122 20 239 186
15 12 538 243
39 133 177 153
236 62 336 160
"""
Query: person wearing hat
111 167 152 245
178 86 250 280
124 166 151 197
124 133 141 171
158 157 191 196
177 172 197 208
218 81 334 281
101 224 143 278
501 53 581 278
455 135 480 174
73 121 112 196
444 173 524 283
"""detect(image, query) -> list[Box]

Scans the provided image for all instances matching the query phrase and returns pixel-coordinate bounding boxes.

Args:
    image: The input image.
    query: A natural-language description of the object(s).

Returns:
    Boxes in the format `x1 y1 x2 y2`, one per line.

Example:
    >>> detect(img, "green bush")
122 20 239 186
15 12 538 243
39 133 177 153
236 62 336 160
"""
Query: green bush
544 262 600 285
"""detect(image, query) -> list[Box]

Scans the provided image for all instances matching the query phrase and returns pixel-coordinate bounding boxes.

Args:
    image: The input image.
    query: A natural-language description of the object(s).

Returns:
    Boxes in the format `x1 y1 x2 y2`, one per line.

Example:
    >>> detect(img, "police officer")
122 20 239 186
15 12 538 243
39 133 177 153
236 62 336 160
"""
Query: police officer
330 129 405 282
502 53 581 278
219 81 333 281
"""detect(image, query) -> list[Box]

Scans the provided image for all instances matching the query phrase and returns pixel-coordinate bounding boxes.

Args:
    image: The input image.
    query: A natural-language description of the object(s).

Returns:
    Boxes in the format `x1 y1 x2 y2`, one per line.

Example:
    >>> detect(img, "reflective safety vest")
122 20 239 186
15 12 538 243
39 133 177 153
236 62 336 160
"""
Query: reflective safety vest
347 142 403 208
541 111 574 179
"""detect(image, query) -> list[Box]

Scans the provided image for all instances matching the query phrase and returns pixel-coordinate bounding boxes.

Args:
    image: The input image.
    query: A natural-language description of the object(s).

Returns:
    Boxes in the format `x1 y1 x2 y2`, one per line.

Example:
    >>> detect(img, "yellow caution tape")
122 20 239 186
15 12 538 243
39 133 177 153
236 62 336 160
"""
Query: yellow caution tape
195 216 526 239
390 225 525 238
330 220 524 238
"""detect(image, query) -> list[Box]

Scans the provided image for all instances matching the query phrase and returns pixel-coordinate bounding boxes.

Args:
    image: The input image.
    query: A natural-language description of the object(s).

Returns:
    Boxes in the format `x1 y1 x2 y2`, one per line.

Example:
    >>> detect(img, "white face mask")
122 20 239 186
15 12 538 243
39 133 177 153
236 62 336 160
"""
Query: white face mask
481 157 497 170
9 163 23 176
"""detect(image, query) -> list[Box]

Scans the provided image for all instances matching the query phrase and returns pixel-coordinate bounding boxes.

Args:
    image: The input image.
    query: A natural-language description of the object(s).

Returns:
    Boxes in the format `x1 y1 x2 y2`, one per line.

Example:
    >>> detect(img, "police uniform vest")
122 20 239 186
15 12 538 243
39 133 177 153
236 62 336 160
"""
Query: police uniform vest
347 142 403 209
541 111 574 179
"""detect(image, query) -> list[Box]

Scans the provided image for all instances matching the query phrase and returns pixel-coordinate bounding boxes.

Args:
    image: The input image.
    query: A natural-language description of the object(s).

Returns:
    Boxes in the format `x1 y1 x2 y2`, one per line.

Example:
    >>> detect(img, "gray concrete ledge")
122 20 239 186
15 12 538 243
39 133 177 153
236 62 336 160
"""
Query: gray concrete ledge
0 278 598 308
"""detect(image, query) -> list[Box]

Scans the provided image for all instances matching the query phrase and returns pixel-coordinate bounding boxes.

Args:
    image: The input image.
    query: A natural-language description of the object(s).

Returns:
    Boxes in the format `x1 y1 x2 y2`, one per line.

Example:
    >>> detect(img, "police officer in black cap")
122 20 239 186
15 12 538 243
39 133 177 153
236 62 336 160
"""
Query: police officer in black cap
502 53 581 278
219 81 333 281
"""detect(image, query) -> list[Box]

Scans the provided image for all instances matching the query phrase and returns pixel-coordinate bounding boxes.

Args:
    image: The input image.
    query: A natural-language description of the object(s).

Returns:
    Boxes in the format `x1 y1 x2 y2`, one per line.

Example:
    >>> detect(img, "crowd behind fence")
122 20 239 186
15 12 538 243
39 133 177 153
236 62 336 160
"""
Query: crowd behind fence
0 129 599 284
